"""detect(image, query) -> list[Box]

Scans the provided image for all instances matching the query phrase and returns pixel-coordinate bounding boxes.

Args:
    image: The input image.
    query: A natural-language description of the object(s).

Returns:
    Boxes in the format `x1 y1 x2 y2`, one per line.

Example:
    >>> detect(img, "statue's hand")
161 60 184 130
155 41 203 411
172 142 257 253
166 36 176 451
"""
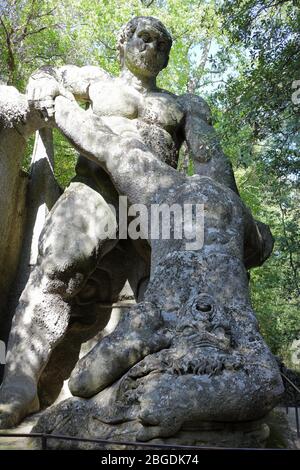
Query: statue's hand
26 72 75 120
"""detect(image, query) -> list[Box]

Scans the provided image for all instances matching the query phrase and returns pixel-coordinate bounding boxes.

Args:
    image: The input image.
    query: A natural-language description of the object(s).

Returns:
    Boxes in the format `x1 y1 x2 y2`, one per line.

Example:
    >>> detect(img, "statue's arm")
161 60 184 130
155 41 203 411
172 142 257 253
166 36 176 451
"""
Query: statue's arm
0 85 48 137
49 64 110 101
178 93 239 193
179 94 274 267
26 64 110 118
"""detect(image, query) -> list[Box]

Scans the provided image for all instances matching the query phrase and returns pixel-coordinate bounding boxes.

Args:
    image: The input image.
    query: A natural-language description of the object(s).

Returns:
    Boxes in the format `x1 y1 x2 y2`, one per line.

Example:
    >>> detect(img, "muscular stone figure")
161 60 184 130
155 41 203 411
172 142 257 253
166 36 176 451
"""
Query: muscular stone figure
0 16 274 429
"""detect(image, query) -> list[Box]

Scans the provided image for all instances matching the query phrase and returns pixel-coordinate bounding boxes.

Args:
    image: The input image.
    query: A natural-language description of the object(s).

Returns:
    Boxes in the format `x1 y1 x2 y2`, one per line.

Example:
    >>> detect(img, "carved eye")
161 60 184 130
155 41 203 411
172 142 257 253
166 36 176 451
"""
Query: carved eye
140 33 151 43
196 302 213 313
158 41 167 51
192 294 214 315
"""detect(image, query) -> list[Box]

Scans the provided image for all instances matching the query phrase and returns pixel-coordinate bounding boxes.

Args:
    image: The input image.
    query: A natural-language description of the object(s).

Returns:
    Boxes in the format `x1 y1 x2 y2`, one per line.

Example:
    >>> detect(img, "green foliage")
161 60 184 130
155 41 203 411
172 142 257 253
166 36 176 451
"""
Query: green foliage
209 0 300 362
0 0 299 359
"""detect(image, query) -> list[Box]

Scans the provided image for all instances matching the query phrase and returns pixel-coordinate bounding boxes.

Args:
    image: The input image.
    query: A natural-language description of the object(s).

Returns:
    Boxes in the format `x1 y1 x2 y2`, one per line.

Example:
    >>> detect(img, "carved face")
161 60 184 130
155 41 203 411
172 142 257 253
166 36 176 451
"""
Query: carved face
175 293 232 352
123 20 171 78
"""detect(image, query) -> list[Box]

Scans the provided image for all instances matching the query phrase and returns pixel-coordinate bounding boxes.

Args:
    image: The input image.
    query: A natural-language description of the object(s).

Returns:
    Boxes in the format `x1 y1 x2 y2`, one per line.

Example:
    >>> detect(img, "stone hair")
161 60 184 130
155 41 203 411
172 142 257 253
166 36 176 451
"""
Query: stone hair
117 16 173 65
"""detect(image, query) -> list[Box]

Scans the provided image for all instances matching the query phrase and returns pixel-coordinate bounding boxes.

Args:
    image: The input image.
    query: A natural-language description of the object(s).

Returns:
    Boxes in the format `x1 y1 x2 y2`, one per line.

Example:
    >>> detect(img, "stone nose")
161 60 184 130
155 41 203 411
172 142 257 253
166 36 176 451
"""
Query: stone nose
212 326 227 339
145 40 159 52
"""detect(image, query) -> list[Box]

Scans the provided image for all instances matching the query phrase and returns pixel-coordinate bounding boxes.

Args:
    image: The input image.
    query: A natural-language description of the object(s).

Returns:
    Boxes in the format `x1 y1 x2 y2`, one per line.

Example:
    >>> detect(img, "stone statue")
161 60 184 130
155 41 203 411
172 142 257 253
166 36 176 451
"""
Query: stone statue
0 16 283 445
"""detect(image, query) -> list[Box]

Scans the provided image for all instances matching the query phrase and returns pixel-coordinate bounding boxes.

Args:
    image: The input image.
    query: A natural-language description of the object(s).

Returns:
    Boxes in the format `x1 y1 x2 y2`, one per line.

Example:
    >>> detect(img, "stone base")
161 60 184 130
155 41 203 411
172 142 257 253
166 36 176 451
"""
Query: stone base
31 398 270 450
167 420 270 449
0 406 293 450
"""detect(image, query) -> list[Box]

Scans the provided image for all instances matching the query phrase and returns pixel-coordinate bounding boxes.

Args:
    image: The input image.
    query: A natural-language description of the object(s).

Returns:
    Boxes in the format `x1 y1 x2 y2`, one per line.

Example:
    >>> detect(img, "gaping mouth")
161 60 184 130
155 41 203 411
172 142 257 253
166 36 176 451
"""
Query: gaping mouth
165 353 244 377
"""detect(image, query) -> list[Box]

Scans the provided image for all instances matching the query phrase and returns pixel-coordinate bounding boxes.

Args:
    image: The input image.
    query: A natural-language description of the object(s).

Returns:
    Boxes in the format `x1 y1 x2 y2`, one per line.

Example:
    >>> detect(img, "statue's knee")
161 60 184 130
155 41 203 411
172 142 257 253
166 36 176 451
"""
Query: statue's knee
40 251 97 300
45 272 87 301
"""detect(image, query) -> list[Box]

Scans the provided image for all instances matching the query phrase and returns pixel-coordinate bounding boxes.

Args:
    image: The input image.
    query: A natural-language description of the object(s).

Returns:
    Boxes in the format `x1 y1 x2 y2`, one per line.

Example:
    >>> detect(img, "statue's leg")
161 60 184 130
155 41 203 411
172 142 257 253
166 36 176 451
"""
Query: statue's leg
37 303 113 409
0 182 117 428
39 238 150 405
65 239 150 398
37 242 133 407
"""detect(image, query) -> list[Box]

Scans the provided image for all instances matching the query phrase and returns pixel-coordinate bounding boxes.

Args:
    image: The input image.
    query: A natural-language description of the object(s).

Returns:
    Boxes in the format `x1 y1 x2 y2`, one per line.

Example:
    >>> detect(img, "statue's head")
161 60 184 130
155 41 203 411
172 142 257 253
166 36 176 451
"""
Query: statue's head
117 16 172 78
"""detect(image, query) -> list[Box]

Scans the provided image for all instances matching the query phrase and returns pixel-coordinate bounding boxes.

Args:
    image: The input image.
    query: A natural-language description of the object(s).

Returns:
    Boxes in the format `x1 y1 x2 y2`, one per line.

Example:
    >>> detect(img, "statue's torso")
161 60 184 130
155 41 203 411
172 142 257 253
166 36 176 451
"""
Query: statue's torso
88 78 185 168
72 78 185 303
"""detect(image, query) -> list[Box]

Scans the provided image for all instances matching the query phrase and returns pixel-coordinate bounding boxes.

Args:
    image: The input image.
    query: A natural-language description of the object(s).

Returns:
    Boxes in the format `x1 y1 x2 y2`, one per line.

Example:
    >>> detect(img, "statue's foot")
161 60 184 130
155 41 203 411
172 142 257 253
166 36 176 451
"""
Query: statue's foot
137 412 182 442
69 302 170 398
0 380 40 429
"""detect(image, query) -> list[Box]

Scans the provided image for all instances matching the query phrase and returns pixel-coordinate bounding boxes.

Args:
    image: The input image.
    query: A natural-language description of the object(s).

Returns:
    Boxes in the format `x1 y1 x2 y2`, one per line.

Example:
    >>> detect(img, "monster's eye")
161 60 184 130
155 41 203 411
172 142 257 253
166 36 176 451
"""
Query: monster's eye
191 294 214 316
196 302 213 313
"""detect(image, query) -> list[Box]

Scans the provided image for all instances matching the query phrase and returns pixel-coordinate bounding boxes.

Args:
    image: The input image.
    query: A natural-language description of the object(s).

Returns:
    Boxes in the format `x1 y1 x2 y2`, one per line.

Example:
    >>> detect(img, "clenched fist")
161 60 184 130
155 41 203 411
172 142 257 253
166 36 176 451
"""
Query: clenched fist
26 70 75 120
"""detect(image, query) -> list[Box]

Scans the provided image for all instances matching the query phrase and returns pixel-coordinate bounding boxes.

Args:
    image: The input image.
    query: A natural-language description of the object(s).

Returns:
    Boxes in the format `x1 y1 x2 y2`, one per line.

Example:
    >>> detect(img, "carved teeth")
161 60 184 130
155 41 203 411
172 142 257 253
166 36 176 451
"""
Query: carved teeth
169 355 241 377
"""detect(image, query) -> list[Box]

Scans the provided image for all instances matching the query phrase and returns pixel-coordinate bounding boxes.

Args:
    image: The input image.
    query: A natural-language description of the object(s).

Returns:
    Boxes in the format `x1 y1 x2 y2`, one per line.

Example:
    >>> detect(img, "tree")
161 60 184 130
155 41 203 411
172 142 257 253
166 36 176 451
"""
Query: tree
207 0 300 365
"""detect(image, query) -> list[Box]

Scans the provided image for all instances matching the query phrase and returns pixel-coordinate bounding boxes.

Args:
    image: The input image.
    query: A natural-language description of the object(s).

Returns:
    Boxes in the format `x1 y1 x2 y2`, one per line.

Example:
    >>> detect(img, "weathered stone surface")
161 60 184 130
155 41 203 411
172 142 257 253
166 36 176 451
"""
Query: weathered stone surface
0 87 29 363
32 395 271 449
33 405 300 449
0 87 60 367
32 170 283 443
265 408 299 449
0 17 282 446
35 247 283 443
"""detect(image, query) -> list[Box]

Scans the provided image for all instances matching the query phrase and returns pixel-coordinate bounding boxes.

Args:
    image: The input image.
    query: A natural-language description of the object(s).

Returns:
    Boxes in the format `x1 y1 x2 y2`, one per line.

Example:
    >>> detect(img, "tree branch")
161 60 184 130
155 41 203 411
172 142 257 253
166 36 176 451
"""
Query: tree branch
0 14 10 38
18 24 61 41
279 201 300 297
98 38 116 51
250 0 291 24
0 14 15 82
35 7 57 19
140 0 155 7
23 0 37 31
